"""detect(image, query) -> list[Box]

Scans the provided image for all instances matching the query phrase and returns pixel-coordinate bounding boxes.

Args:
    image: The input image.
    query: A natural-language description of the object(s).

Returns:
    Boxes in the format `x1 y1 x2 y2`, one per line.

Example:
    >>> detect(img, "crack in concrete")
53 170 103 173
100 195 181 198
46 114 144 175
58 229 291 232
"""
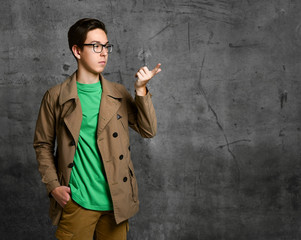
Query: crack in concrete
198 44 241 184
217 139 251 149
149 23 171 41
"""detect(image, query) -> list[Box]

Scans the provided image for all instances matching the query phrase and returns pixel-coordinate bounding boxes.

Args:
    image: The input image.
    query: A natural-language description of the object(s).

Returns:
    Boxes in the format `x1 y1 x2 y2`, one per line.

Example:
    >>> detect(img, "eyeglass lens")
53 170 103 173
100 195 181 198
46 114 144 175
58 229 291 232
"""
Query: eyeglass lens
93 43 113 54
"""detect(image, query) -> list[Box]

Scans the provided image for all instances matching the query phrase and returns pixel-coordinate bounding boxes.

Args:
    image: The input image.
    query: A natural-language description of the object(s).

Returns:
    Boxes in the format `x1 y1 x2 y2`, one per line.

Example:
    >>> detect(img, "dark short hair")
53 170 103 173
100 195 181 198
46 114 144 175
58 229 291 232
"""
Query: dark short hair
68 18 107 52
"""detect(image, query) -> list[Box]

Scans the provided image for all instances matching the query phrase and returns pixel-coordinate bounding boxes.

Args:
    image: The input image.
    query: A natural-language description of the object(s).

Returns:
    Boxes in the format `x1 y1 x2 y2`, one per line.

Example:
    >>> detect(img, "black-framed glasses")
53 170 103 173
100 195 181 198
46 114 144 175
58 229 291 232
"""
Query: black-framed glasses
83 43 113 54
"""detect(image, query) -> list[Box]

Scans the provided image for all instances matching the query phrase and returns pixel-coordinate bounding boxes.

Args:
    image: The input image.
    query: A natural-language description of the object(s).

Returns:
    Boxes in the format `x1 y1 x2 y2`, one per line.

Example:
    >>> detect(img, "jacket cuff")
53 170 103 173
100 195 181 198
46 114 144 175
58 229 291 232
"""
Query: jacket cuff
46 180 61 197
135 88 152 101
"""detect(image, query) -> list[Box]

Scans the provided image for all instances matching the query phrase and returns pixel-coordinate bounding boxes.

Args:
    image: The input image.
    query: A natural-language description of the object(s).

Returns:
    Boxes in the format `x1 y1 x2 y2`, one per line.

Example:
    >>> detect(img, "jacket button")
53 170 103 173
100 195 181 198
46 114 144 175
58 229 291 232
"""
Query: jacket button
113 132 118 138
128 146 131 151
123 177 127 182
68 162 74 168
70 140 75 146
119 155 124 160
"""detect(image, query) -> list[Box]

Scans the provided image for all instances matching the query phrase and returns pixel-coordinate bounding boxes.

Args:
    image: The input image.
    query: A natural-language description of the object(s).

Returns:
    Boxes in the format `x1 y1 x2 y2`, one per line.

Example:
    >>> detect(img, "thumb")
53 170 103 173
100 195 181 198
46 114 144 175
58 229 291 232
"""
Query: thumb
66 186 71 193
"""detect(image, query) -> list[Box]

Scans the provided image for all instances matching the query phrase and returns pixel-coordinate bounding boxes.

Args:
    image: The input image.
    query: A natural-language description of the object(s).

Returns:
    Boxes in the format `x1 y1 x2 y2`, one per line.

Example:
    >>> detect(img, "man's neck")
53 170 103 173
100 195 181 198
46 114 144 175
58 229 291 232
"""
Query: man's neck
76 67 100 84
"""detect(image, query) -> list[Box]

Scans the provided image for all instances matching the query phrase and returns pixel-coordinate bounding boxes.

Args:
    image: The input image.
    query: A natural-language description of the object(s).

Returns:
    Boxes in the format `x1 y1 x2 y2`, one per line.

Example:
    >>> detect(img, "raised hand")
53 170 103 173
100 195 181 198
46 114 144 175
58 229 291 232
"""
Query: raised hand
135 63 161 96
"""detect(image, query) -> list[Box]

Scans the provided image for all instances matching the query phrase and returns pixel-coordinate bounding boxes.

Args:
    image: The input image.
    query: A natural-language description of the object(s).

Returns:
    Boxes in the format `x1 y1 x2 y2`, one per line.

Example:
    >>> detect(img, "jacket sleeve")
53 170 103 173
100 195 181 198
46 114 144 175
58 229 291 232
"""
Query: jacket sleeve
33 91 60 195
125 88 157 138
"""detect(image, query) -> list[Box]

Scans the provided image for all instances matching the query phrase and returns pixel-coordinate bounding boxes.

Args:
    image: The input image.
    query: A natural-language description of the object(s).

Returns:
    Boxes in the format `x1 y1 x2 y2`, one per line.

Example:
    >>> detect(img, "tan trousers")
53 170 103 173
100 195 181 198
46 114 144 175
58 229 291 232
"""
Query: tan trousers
55 198 128 240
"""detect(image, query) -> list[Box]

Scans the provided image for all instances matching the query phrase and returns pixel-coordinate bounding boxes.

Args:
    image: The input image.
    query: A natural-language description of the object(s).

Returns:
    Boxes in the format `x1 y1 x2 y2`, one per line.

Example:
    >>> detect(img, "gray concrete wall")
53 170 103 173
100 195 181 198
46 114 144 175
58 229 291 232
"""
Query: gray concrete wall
1 0 301 239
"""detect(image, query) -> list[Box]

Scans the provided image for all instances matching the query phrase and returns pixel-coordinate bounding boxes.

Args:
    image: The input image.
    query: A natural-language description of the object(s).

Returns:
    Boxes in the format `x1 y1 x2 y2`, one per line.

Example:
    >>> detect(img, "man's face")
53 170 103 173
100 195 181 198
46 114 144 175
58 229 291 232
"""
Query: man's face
78 28 109 74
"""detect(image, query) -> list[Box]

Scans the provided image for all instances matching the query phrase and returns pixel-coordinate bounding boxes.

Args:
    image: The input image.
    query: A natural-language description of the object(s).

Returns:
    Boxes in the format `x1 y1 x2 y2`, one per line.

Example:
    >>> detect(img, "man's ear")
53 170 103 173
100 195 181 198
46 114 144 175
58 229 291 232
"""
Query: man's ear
72 45 81 60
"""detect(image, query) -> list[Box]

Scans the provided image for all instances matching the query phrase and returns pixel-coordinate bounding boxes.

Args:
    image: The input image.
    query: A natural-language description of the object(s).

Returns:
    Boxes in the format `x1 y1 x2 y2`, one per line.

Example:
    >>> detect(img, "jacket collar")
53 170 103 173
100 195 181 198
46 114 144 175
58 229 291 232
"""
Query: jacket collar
59 71 122 105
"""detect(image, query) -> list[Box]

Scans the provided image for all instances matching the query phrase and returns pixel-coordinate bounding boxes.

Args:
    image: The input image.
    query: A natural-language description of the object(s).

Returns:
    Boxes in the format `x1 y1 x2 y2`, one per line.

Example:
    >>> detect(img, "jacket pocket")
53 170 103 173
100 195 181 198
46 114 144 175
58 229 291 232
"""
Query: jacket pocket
128 166 138 202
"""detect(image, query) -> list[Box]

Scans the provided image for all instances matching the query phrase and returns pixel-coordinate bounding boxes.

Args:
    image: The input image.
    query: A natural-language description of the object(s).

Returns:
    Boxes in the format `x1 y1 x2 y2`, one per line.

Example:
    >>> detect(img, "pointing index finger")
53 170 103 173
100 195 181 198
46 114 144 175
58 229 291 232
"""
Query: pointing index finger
151 63 162 74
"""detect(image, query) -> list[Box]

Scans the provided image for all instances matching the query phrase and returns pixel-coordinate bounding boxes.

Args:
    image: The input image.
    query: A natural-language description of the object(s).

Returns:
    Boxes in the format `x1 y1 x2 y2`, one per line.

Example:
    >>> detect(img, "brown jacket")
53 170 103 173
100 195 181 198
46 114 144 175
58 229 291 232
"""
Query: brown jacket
33 72 157 225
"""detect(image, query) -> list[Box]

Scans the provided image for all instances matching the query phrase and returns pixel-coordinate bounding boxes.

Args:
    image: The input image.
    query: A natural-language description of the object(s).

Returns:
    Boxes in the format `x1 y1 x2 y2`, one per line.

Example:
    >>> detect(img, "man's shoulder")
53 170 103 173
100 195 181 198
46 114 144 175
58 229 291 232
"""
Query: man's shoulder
45 76 72 101
102 76 131 96
47 82 62 94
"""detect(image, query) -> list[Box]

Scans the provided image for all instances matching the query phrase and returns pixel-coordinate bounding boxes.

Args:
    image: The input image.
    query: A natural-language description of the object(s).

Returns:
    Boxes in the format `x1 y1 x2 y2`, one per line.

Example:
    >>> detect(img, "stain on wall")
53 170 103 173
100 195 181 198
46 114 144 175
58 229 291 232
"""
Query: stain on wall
1 0 301 239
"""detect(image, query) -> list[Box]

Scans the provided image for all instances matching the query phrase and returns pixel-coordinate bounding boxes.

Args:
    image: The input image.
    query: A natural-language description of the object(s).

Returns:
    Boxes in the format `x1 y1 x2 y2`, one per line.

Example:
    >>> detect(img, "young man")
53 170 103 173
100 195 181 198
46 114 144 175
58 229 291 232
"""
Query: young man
33 18 161 239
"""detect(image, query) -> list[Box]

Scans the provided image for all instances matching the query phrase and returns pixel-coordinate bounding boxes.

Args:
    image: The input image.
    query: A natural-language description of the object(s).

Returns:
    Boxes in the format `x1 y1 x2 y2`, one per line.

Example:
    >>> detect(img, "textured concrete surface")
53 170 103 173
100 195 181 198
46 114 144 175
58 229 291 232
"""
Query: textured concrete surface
1 0 301 239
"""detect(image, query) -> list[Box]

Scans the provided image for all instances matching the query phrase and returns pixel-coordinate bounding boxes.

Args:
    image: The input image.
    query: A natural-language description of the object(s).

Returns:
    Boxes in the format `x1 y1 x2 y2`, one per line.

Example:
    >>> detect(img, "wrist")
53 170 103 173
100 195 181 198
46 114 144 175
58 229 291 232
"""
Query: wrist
135 86 147 96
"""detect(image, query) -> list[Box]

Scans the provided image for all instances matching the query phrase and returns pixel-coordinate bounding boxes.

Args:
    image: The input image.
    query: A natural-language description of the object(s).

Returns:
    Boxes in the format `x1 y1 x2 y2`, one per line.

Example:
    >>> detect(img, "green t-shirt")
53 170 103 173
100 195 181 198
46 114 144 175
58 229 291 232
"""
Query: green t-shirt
69 81 113 211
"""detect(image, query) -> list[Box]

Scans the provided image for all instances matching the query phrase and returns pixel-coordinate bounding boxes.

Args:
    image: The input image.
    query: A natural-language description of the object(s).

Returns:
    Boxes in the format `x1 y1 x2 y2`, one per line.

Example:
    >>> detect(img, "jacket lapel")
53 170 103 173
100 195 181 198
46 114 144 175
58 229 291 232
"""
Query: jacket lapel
59 72 82 144
58 72 122 142
97 76 122 133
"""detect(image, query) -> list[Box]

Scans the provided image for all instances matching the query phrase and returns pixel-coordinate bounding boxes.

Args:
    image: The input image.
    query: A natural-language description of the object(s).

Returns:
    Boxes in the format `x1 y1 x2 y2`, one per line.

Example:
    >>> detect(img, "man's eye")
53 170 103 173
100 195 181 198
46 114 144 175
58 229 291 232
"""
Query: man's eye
93 44 100 48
